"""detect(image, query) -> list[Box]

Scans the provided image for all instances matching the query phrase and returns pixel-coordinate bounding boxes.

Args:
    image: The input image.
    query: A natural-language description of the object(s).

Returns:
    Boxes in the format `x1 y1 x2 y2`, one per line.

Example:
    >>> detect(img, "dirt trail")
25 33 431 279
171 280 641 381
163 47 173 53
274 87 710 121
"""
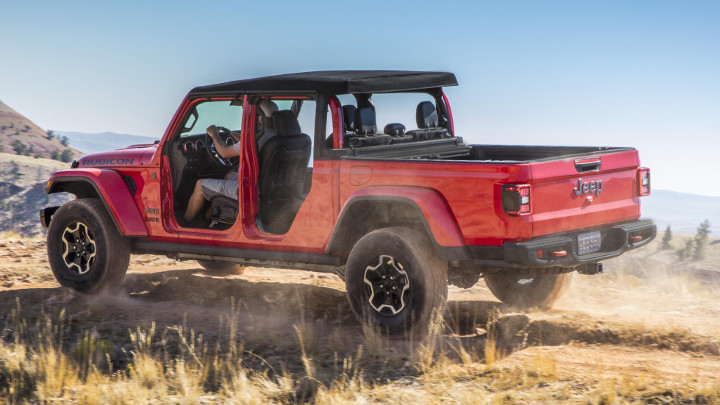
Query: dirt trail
1 235 719 399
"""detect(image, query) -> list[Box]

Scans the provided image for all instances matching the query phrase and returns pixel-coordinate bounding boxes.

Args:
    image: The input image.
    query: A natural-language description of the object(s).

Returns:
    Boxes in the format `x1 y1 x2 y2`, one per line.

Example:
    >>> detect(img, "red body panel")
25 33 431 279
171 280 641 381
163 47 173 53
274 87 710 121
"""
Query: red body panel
49 169 148 237
76 146 156 168
338 160 533 246
530 150 641 236
341 186 465 247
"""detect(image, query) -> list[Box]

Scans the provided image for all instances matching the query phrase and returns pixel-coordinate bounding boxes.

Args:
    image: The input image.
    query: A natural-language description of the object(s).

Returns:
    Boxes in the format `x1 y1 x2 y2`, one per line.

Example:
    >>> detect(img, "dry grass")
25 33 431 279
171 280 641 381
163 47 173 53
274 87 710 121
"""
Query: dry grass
1 301 720 404
2 233 720 403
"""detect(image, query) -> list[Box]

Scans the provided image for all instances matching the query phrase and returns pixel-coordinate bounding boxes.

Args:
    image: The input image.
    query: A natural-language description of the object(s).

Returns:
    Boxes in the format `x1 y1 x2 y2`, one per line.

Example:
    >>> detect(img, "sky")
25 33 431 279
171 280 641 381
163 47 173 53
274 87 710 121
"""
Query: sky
0 0 719 196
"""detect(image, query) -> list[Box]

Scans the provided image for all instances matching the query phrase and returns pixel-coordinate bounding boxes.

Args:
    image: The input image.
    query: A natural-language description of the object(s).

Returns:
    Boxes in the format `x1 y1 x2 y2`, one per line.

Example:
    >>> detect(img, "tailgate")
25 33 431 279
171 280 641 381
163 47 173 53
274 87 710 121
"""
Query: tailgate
529 149 642 237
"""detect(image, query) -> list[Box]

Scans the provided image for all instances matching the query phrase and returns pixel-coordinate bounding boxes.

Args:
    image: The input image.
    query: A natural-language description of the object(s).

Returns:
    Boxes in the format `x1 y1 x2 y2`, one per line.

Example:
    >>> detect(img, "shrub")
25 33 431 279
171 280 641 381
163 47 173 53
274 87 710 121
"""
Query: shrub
11 140 27 155
60 149 73 163
660 225 672 250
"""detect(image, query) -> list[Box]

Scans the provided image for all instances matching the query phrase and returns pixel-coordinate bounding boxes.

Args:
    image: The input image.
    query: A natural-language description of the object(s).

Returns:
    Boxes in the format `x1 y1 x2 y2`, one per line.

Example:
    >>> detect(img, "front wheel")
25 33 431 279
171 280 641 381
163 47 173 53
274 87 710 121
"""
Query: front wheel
47 199 130 294
345 227 448 336
483 271 573 309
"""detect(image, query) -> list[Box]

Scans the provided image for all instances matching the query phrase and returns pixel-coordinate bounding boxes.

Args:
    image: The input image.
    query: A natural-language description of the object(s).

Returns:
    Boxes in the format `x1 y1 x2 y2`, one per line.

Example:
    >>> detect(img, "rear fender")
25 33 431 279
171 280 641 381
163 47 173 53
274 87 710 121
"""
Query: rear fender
327 186 464 255
46 169 148 237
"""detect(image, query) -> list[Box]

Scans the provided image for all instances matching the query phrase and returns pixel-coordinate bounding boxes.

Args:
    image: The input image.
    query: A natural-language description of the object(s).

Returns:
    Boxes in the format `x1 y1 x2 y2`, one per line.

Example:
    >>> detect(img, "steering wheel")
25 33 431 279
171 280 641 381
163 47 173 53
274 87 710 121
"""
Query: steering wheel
205 126 240 169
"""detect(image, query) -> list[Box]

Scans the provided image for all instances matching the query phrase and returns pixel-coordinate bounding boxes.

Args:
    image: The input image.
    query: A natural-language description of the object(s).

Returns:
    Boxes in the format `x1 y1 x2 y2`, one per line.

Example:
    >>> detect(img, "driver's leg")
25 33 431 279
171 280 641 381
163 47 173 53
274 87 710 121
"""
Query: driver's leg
184 179 206 222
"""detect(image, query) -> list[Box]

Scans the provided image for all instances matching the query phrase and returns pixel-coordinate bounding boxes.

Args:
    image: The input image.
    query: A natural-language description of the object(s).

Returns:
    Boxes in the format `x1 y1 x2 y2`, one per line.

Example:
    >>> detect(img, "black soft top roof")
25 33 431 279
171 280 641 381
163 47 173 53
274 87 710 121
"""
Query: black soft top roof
190 70 458 96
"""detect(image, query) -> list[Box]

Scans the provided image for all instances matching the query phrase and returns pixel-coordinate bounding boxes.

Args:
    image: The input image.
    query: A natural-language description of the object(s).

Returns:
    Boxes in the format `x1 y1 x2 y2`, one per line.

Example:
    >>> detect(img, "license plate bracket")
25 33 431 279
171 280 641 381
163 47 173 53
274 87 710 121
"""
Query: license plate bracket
578 231 602 255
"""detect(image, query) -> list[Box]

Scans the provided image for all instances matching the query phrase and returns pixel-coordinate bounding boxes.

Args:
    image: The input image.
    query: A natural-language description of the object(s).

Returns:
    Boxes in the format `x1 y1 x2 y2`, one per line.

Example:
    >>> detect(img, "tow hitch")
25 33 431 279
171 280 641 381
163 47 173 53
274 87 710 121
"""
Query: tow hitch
576 262 603 275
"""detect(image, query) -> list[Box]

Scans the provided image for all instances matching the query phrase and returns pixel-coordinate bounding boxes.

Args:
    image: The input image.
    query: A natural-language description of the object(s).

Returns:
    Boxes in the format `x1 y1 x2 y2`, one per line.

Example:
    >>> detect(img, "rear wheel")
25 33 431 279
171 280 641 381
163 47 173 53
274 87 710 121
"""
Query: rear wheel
197 260 245 275
345 227 448 336
47 199 130 293
483 271 573 309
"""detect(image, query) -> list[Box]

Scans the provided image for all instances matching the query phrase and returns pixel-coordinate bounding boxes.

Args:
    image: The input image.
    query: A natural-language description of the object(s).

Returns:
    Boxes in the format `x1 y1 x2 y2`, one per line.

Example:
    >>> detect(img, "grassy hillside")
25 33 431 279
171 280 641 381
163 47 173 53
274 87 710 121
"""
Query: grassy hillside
0 100 82 161
0 152 73 235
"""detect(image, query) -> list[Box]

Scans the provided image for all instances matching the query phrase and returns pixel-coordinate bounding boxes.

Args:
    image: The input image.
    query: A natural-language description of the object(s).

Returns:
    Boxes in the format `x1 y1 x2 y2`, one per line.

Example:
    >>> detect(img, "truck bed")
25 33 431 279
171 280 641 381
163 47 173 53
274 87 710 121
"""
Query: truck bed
341 137 634 163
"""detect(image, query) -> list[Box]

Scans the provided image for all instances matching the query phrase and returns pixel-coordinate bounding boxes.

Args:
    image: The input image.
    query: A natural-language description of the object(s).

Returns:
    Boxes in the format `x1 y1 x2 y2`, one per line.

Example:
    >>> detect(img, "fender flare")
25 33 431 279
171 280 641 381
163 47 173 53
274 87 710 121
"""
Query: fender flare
46 169 148 237
326 186 465 255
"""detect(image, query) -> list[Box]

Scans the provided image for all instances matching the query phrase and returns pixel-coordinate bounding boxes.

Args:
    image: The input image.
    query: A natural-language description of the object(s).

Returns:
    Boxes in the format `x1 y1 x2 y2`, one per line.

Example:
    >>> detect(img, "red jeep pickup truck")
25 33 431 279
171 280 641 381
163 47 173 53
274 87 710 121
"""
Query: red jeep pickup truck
41 71 655 335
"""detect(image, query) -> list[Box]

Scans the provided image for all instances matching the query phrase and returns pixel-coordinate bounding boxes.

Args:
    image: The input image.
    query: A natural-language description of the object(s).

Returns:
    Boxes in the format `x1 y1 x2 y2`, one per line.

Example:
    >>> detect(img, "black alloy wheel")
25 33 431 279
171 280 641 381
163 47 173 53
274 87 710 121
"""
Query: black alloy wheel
47 199 130 293
345 227 448 336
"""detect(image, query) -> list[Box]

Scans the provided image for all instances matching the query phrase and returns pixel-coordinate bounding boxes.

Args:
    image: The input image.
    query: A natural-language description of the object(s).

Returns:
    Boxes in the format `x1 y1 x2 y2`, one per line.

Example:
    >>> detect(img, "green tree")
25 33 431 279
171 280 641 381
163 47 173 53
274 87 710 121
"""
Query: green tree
11 139 27 155
51 150 60 160
45 130 55 140
57 135 70 146
60 149 73 163
677 238 694 261
660 225 672 250
693 220 711 260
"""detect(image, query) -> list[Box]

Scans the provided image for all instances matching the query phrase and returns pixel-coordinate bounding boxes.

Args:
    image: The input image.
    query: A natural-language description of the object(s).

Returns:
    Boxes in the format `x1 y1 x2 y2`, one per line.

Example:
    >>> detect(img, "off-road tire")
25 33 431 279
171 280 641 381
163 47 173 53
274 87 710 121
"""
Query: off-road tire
197 260 245 275
483 271 573 309
345 227 448 336
47 199 130 293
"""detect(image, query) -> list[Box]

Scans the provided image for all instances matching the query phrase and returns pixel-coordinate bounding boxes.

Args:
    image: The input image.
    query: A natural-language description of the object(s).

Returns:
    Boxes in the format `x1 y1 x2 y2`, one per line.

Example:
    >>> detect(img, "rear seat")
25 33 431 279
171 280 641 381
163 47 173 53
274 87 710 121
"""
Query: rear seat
406 101 449 141
346 107 392 147
384 123 413 144
331 101 449 149
325 104 358 148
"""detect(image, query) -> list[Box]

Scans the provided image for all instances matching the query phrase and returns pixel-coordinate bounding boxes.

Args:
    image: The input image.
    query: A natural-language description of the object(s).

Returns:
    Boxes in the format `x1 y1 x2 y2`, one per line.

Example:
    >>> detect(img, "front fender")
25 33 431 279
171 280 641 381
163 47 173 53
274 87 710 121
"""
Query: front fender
333 186 465 248
46 169 148 237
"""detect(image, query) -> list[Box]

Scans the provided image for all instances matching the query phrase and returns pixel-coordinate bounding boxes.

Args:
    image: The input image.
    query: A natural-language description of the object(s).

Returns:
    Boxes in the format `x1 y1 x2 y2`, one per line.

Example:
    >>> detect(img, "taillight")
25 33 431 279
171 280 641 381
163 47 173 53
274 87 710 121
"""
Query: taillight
502 184 532 216
638 167 651 196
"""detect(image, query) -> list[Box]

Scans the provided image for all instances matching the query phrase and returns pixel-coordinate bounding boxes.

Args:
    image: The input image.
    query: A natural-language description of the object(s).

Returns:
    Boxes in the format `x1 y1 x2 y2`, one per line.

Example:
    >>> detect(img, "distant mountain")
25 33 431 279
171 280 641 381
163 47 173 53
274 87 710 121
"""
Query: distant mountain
0 100 82 160
642 190 719 236
54 131 159 155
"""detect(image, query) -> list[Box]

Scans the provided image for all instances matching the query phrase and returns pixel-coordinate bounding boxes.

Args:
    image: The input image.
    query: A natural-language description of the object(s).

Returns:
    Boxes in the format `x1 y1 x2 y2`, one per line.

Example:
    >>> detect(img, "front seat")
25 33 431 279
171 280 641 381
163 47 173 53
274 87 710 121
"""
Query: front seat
257 110 312 234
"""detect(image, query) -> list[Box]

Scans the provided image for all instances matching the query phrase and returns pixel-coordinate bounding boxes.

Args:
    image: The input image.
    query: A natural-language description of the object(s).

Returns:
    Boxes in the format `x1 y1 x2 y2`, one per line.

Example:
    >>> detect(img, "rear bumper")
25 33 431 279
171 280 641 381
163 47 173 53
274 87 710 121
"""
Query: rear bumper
500 219 656 268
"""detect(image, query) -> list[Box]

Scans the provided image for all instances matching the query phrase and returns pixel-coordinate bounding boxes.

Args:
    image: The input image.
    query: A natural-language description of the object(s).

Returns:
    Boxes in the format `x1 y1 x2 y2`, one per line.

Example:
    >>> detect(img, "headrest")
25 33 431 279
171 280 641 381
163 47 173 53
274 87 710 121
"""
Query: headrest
416 101 438 129
354 107 376 135
259 100 279 118
355 94 375 112
342 105 356 132
273 110 302 136
384 123 405 136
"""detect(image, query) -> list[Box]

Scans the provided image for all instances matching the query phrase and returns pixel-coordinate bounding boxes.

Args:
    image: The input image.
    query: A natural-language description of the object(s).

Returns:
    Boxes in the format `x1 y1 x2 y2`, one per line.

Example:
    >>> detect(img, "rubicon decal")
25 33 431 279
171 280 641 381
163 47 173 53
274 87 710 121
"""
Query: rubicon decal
573 179 603 196
81 158 135 166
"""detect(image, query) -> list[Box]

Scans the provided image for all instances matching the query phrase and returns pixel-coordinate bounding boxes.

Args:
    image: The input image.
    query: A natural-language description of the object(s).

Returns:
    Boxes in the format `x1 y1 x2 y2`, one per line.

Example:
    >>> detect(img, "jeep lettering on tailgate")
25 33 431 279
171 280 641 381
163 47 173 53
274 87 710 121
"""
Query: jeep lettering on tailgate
573 178 603 196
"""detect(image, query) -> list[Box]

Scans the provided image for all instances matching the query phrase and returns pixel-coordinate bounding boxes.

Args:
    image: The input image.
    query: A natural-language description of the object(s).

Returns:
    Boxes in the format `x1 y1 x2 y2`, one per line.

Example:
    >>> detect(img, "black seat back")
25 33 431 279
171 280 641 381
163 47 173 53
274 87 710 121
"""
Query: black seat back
408 101 447 141
257 110 311 234
416 101 439 128
354 107 377 135
347 107 392 147
342 105 356 133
